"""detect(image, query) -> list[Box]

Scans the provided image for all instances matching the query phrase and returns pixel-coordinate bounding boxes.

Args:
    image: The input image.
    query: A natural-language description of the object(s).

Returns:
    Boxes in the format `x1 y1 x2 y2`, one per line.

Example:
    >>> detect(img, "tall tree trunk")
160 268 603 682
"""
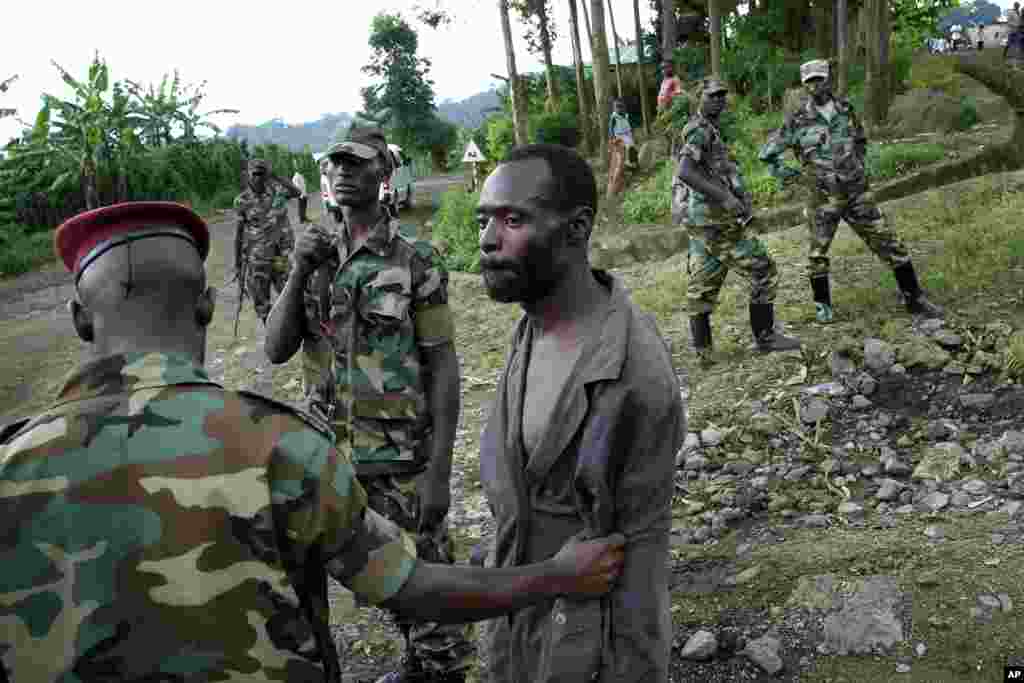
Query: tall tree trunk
863 0 890 125
581 0 593 45
878 0 891 116
537 1 560 111
708 0 723 77
863 0 880 125
569 0 595 153
81 158 99 210
836 0 849 98
607 0 624 98
661 0 677 63
499 0 530 144
634 0 651 135
590 0 612 164
814 1 834 61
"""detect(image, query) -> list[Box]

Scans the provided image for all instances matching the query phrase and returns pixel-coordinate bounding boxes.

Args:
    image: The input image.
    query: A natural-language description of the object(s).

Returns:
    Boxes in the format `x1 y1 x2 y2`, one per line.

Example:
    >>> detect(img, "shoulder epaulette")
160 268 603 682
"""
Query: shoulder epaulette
235 390 336 443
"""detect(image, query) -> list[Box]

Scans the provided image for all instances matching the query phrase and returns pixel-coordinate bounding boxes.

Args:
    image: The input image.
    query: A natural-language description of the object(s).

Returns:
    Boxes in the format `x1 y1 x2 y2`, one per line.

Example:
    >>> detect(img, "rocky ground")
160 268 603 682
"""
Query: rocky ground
2 142 1023 681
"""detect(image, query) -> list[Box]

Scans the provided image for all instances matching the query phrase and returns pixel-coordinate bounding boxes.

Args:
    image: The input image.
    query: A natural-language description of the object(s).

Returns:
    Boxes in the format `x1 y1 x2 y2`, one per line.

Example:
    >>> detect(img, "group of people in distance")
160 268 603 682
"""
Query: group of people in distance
0 55 946 683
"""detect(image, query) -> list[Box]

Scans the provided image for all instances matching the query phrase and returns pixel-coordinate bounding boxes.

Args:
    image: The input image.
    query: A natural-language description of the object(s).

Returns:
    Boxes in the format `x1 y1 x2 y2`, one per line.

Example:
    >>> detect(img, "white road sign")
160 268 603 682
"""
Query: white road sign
462 140 486 163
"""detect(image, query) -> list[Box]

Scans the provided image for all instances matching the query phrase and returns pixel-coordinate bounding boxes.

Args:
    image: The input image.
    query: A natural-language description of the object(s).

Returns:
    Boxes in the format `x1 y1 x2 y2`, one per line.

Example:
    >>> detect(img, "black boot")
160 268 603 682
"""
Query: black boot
893 263 944 318
749 303 802 353
810 274 834 324
689 313 714 365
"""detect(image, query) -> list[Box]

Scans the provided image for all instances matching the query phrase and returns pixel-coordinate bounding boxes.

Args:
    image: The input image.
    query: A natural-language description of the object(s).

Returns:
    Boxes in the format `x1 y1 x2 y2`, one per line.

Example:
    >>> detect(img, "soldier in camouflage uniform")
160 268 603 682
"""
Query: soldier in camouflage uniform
234 158 303 324
265 127 474 683
0 201 626 682
677 77 801 364
758 59 943 323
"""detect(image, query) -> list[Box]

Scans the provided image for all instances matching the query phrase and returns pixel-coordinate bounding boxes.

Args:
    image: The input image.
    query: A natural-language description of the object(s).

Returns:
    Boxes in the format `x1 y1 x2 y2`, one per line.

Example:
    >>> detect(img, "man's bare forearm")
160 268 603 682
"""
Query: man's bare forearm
424 343 459 482
381 558 566 624
265 270 311 363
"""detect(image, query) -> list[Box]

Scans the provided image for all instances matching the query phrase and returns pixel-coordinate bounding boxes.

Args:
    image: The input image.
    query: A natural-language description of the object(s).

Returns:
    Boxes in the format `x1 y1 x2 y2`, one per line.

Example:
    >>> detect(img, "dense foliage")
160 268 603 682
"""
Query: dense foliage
0 54 316 235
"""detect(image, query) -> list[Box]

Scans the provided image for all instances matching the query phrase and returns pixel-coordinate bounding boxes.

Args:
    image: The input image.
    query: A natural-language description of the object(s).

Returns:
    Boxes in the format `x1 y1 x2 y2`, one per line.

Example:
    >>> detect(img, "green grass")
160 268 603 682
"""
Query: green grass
868 142 948 179
431 187 482 273
0 225 57 278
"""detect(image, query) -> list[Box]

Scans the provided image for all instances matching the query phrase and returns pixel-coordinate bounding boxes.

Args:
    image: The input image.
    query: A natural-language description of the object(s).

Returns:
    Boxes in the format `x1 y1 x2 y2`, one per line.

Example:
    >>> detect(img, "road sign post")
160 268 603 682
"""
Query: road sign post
462 140 486 192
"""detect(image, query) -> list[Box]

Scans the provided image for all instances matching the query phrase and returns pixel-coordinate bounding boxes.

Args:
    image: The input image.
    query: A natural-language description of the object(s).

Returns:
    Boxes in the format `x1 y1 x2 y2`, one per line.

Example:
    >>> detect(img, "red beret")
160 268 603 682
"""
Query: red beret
55 202 210 275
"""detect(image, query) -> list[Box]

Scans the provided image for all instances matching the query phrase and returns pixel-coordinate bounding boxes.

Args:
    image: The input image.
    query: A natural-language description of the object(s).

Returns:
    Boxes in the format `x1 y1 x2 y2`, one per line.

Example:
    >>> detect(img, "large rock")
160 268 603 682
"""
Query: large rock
742 635 784 675
823 576 906 655
681 630 718 660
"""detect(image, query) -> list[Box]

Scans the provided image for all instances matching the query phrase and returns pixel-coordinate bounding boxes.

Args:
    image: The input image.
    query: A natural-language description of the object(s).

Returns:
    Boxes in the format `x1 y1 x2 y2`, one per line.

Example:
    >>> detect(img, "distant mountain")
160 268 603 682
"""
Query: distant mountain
437 90 503 129
224 90 503 152
225 112 354 153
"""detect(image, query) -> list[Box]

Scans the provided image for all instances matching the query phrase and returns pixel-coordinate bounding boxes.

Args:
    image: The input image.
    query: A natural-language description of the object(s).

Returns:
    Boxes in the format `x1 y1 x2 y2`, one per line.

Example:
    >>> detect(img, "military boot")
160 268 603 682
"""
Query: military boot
810 274 834 324
749 303 802 353
893 262 944 318
689 313 714 367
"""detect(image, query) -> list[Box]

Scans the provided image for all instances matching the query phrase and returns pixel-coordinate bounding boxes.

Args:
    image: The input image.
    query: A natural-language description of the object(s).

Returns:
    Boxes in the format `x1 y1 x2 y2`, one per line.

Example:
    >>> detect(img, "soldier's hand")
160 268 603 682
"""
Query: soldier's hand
550 533 626 598
292 225 334 279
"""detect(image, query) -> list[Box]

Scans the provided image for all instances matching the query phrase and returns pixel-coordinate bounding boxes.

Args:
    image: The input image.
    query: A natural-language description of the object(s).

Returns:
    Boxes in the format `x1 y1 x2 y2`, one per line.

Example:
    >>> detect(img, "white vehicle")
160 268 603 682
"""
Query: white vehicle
381 144 416 212
316 145 415 216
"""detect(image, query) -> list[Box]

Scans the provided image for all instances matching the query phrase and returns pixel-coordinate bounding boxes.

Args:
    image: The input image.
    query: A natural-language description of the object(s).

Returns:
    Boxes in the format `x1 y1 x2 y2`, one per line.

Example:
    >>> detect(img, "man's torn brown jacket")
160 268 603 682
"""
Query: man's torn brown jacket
480 270 686 683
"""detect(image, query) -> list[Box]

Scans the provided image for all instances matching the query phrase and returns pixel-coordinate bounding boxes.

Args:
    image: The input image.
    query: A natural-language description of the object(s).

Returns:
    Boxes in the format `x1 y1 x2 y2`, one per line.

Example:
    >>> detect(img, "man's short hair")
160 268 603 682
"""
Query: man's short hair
500 144 598 215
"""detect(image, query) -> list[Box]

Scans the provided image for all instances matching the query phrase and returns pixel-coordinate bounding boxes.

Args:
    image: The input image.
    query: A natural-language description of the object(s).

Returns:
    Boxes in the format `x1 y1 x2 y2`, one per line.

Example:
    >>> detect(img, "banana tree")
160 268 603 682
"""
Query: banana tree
37 55 117 209
125 72 237 146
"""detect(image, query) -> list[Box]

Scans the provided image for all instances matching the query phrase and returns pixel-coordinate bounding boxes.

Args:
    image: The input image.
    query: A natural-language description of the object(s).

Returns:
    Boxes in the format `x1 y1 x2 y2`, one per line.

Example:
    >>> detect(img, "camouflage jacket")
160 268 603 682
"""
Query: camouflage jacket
235 182 291 244
759 95 869 194
0 352 418 682
301 214 456 475
677 113 748 227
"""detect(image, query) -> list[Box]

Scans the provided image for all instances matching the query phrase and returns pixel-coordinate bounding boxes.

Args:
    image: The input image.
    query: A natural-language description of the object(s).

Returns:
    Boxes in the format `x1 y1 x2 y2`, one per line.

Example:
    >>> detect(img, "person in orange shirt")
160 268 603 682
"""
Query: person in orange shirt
657 60 683 112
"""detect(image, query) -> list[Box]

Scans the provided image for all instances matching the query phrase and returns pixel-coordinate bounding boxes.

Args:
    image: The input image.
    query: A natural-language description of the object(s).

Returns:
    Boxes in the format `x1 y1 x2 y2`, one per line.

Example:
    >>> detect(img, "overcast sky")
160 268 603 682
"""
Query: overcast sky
1 0 1016 145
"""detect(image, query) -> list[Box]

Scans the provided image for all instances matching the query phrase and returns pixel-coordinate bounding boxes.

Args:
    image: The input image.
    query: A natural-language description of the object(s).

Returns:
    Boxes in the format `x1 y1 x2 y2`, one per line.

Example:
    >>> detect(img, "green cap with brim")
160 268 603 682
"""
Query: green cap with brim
324 126 389 161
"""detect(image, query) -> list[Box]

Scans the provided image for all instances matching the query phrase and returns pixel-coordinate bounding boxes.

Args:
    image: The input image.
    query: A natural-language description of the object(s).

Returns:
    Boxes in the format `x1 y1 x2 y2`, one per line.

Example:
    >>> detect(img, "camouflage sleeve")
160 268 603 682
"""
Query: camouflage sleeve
276 422 418 605
679 125 708 165
845 102 868 148
233 193 245 221
758 115 796 164
410 241 455 347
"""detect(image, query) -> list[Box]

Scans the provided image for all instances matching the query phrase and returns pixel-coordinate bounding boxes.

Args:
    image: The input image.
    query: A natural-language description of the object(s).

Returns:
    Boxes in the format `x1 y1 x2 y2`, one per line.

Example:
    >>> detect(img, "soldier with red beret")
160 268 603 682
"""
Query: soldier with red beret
0 201 626 682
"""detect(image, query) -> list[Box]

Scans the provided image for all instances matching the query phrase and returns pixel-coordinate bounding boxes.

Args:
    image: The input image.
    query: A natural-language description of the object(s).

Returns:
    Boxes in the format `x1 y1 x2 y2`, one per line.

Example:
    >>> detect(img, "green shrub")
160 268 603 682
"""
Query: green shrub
432 188 482 273
954 97 980 132
0 224 56 278
486 117 516 165
867 142 946 180
532 110 580 148
622 161 675 224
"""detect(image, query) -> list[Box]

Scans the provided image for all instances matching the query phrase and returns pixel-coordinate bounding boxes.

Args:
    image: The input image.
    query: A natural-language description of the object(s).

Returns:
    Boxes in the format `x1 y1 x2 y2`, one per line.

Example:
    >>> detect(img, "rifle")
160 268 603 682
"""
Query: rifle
233 235 247 339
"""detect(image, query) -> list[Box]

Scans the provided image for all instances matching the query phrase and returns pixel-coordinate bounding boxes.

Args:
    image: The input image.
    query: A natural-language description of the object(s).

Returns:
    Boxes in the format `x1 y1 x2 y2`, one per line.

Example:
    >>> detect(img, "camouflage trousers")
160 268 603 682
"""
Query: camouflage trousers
805 189 910 278
357 472 475 675
686 223 779 314
246 228 294 322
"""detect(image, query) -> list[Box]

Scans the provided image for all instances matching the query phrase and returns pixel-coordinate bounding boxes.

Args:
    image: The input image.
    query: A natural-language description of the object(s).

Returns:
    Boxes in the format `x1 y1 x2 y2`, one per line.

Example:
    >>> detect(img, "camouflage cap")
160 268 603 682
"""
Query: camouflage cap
800 59 830 83
701 77 729 96
55 202 210 277
324 126 389 162
248 158 270 172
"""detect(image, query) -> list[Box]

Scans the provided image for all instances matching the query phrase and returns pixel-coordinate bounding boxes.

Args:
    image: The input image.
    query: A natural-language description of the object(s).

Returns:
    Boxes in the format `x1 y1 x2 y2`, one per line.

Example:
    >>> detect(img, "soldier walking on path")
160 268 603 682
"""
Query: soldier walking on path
0 201 627 683
264 127 476 683
677 78 801 365
759 60 943 324
234 158 303 325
